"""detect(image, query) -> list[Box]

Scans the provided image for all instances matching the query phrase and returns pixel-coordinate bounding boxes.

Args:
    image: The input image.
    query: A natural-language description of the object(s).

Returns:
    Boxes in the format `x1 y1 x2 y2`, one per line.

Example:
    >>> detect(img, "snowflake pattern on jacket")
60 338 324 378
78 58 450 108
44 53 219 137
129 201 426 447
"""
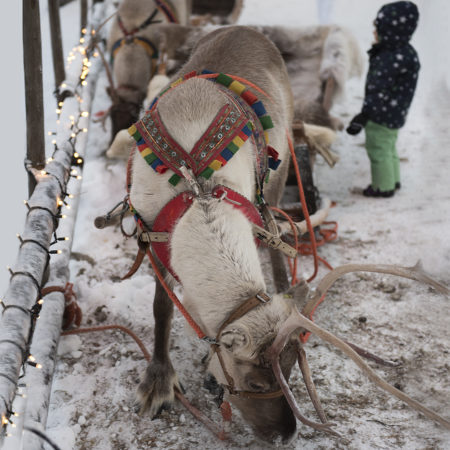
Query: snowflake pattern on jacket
362 1 420 129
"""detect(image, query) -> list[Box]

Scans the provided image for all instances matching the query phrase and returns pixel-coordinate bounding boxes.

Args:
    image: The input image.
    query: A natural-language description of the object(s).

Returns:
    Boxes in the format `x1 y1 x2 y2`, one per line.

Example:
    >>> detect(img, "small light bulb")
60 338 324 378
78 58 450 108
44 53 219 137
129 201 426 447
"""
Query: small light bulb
81 111 89 118
36 363 42 369
64 237 70 241
38 299 44 305
81 81 87 86
68 194 74 199
58 101 64 107
52 140 57 145
61 83 67 88
56 109 61 114
76 176 82 180
40 170 47 176
2 416 8 425
69 115 75 121
61 214 67 219
81 28 87 35
47 131 52 136
82 128 88 133
71 133 76 138
57 250 62 254
28 355 35 362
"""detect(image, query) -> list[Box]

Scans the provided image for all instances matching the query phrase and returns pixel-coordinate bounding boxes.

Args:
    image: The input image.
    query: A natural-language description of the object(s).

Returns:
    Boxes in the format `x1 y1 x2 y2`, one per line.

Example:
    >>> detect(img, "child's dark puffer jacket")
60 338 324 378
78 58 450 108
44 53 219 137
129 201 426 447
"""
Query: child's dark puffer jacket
362 1 420 129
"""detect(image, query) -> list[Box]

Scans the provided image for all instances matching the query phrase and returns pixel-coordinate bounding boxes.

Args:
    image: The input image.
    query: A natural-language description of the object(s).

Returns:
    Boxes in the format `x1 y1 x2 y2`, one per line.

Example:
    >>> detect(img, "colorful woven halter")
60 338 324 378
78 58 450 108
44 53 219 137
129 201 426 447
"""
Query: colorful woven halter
128 70 281 189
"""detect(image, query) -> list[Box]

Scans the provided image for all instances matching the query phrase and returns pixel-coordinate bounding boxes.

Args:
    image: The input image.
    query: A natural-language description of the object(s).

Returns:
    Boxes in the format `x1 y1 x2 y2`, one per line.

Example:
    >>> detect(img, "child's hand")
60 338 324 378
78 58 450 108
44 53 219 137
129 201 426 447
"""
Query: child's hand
346 113 368 135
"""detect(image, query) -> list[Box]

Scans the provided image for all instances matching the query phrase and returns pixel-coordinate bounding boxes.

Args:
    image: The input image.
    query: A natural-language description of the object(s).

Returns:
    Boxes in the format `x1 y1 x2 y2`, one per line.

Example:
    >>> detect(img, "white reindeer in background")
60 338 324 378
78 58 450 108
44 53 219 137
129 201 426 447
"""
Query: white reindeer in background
106 0 192 140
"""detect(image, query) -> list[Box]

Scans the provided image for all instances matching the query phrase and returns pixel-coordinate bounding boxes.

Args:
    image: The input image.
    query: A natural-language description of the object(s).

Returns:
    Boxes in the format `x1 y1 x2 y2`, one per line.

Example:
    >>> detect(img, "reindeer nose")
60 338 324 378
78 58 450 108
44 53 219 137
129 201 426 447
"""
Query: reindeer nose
231 393 297 444
253 396 297 444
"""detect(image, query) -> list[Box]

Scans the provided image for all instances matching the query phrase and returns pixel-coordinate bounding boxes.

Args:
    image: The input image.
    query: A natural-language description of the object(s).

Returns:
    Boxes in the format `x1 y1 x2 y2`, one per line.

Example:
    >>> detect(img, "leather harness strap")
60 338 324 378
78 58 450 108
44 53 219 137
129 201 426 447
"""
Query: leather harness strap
210 291 284 399
215 292 271 339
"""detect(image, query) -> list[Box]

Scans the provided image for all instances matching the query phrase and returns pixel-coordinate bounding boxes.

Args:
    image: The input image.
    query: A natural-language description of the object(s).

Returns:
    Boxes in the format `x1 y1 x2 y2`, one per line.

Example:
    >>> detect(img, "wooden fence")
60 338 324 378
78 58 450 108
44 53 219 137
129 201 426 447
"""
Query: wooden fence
0 1 108 447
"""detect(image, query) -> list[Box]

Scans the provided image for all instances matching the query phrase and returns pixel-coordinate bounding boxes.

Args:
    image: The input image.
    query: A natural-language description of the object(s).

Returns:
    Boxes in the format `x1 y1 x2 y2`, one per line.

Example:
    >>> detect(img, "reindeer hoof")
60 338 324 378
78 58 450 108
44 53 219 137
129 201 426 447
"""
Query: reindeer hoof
135 360 181 418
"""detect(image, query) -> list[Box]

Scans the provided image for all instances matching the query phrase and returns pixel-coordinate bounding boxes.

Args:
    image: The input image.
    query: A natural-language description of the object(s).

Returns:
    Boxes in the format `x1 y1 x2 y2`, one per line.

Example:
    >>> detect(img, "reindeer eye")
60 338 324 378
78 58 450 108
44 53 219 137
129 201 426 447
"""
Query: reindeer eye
248 381 266 392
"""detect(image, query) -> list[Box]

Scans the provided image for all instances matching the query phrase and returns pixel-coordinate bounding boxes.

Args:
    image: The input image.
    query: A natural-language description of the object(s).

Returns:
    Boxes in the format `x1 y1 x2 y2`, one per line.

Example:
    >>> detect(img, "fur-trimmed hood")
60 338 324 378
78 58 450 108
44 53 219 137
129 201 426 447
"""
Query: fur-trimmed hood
375 1 419 46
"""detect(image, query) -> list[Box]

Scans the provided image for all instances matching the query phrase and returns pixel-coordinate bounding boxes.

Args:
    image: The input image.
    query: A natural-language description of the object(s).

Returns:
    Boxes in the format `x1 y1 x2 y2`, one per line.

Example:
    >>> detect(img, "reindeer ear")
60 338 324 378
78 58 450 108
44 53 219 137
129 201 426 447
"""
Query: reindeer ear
220 327 250 352
283 279 310 309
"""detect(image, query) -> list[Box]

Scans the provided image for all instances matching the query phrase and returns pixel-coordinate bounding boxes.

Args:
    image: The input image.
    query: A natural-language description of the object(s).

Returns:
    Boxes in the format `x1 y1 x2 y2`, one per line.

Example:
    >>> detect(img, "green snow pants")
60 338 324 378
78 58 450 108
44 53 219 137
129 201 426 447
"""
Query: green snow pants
364 120 400 192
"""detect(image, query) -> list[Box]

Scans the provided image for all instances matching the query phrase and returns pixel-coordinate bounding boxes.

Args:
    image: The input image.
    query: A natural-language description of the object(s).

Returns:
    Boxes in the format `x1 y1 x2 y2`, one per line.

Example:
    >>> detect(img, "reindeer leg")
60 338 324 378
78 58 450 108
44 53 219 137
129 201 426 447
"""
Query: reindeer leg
135 276 181 417
269 248 290 293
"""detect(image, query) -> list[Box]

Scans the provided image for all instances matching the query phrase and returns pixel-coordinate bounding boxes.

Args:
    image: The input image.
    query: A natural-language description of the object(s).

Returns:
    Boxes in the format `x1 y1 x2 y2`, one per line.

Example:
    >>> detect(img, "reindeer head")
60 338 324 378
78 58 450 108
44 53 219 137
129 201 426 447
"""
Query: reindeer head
107 89 144 143
202 281 313 444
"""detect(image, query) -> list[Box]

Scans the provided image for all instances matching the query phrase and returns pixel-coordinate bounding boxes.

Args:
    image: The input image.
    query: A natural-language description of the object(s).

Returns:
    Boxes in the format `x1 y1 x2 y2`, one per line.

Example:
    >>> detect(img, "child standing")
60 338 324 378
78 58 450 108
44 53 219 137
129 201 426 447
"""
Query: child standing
347 1 420 197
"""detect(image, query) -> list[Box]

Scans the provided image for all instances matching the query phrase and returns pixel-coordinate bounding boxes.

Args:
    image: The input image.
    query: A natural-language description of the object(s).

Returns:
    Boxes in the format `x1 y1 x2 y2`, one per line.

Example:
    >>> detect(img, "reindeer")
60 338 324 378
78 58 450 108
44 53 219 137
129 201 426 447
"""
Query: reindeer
124 26 449 444
106 0 192 140
258 24 363 131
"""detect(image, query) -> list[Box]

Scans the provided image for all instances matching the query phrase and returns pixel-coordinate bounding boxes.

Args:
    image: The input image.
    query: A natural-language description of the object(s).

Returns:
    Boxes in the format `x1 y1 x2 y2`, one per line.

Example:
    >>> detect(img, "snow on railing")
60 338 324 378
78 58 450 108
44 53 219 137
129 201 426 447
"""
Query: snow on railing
0 3 108 448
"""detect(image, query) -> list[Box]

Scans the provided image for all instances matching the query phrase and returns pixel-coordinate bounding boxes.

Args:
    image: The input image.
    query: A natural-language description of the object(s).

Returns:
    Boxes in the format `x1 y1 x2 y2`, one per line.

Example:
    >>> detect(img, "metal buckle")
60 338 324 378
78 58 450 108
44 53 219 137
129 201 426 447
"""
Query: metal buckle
202 336 219 345
256 293 270 304
180 166 202 196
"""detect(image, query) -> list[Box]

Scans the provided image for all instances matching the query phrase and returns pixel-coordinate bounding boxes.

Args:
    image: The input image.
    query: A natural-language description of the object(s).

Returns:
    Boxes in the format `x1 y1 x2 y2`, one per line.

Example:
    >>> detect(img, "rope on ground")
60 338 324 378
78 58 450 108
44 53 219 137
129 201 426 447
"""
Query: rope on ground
286 134 320 282
61 324 229 441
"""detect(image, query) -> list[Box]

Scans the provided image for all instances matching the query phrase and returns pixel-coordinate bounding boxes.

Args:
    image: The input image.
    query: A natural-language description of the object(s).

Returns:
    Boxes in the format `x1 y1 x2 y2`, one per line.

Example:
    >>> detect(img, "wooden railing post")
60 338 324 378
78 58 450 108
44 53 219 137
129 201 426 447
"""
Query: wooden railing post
48 0 66 95
23 0 46 197
80 0 88 34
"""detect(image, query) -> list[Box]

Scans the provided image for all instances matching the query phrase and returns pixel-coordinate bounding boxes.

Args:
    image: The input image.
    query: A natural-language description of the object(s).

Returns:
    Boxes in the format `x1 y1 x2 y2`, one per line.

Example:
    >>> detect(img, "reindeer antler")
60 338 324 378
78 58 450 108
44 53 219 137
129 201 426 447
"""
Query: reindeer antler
297 345 328 424
267 317 340 437
303 261 449 318
276 309 450 430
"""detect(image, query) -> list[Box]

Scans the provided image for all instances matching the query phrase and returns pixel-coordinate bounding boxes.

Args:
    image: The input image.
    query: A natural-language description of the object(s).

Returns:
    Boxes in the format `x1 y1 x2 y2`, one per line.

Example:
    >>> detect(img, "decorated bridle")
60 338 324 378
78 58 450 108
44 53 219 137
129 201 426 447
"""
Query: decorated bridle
125 70 296 400
111 0 178 64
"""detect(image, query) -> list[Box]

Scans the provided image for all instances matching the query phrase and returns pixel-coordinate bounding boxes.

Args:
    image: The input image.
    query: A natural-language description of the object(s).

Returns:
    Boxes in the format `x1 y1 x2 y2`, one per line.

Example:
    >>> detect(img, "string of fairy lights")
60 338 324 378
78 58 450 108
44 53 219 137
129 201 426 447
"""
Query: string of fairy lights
0 27 100 444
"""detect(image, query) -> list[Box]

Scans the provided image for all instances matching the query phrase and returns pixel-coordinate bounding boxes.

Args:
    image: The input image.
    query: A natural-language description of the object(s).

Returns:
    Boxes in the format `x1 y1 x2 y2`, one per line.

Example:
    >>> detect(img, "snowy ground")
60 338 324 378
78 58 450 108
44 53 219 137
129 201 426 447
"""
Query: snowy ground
35 1 450 449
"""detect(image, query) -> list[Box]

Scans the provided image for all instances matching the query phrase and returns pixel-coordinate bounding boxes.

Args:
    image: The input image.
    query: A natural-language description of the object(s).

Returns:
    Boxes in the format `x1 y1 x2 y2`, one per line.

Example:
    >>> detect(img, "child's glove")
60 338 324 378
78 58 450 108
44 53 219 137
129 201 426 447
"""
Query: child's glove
346 113 368 135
